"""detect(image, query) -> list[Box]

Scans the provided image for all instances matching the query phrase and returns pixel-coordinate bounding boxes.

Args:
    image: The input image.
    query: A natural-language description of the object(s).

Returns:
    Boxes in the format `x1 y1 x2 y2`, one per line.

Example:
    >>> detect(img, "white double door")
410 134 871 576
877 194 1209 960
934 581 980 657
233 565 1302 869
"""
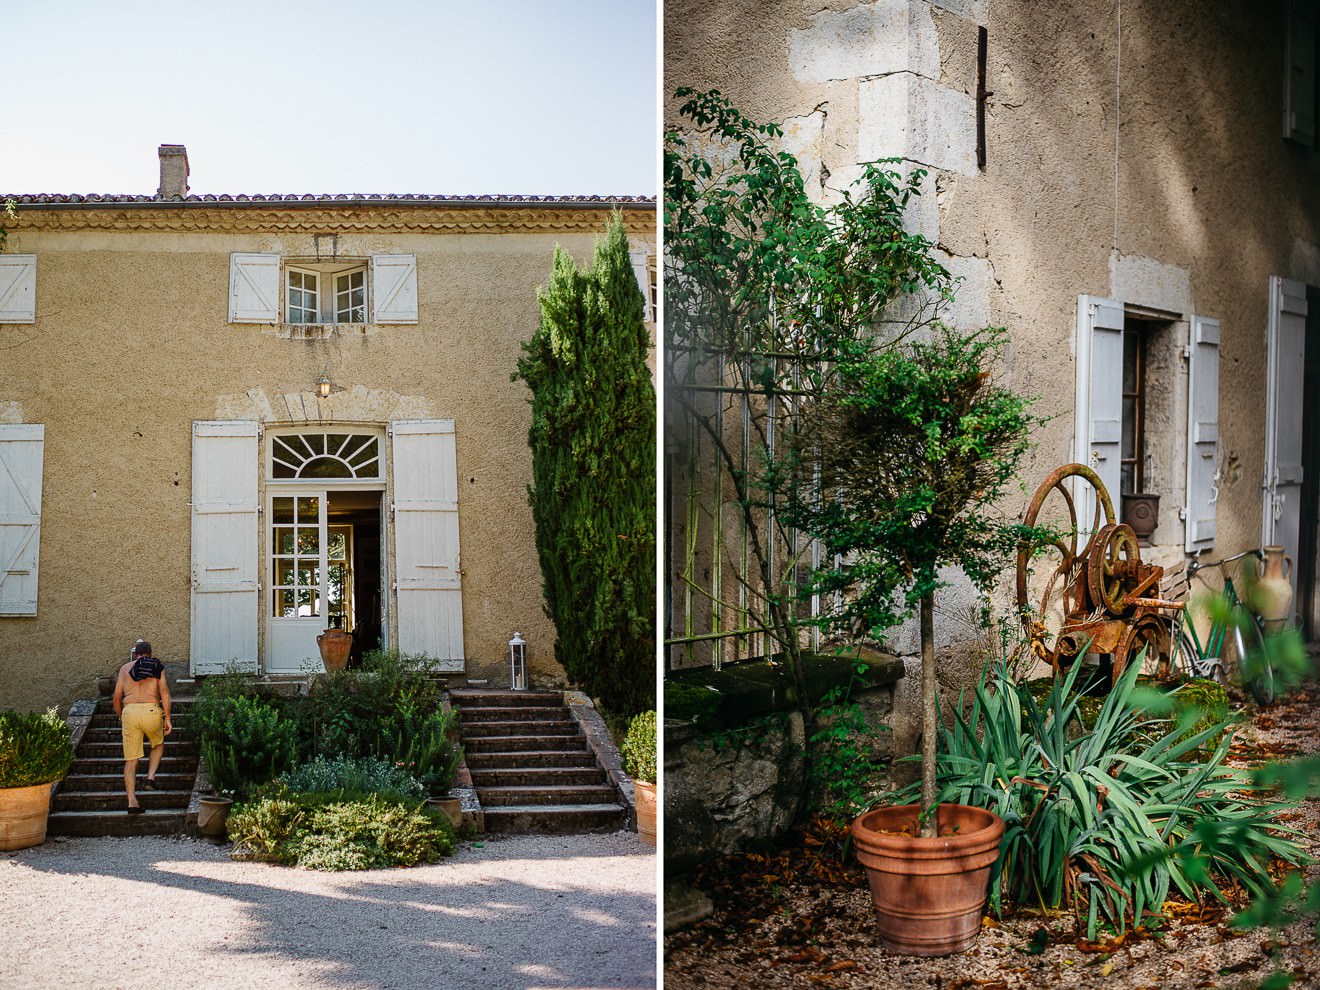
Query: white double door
266 487 373 673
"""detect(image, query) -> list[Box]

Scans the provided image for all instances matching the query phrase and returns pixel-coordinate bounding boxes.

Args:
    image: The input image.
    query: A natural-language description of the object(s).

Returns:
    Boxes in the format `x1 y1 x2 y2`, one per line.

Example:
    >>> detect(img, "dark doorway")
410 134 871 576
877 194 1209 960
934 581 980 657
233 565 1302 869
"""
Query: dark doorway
1299 287 1320 640
327 490 384 664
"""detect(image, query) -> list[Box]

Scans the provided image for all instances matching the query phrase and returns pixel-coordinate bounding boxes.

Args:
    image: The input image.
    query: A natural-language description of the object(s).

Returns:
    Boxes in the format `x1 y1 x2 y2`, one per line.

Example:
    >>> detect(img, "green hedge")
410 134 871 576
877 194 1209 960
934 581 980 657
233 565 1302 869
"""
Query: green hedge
0 709 74 789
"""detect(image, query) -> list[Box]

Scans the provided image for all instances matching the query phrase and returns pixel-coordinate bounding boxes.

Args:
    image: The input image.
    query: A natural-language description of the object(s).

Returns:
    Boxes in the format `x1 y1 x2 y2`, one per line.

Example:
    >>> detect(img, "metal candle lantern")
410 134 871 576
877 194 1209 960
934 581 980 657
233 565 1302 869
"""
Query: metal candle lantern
509 631 527 690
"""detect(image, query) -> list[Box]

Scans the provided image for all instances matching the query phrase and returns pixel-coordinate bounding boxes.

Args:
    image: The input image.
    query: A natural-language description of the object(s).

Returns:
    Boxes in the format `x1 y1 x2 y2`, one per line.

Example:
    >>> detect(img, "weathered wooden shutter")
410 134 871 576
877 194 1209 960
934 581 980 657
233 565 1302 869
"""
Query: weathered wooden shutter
0 425 44 616
391 420 464 668
371 255 418 323
228 253 280 323
629 249 653 321
1075 296 1125 527
0 255 37 324
1185 315 1221 552
1265 277 1307 558
190 421 259 674
1285 0 1317 145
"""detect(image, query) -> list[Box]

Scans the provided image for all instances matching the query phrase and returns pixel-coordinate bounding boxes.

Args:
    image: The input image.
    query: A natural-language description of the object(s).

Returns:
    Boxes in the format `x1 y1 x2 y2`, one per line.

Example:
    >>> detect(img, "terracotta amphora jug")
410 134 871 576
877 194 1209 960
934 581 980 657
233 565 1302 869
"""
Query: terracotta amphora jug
1251 545 1294 634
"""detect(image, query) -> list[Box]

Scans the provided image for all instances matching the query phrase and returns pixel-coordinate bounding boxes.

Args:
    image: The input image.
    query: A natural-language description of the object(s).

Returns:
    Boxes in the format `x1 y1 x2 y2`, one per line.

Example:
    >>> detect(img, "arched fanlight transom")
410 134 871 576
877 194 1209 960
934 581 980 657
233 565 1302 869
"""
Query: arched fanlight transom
270 432 381 480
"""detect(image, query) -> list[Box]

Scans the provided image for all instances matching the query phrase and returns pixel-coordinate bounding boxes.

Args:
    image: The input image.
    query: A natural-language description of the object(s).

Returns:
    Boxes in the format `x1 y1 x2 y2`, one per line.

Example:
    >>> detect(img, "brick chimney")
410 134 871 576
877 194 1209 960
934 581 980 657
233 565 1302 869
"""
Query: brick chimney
157 144 189 200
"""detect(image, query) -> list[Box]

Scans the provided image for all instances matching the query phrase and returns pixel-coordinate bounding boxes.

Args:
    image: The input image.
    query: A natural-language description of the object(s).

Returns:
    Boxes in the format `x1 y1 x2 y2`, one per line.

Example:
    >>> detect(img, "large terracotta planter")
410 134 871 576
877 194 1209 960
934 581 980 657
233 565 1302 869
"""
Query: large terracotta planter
0 782 55 852
197 795 233 843
316 629 352 672
1252 545 1295 634
427 796 463 831
634 781 656 846
851 803 1004 956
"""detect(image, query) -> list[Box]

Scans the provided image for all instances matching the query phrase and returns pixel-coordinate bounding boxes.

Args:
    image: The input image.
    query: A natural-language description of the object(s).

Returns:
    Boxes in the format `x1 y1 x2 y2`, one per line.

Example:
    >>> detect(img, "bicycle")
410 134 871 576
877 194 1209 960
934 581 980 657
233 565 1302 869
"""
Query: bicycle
1168 549 1276 704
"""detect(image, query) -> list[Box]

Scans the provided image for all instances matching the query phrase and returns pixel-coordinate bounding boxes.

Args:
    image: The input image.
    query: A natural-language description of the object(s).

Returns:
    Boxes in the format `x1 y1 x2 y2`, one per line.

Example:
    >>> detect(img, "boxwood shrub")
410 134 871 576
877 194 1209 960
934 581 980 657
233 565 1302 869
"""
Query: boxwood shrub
0 709 75 789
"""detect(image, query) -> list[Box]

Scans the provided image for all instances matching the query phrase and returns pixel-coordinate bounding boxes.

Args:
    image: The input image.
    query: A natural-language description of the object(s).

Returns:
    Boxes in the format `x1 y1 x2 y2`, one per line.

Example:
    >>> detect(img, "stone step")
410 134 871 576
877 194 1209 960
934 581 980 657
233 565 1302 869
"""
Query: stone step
457 705 571 723
81 728 195 744
88 715 192 729
463 734 590 754
459 720 579 739
72 756 198 775
465 750 600 770
450 690 564 709
78 742 199 759
52 790 192 813
46 809 188 837
57 773 196 793
481 803 626 834
476 784 619 806
468 766 608 788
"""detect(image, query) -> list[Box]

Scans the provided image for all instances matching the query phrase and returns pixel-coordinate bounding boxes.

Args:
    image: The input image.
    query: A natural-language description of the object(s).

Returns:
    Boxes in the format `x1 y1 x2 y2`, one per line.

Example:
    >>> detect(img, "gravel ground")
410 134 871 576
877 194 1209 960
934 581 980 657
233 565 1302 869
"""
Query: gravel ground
665 683 1320 990
0 830 656 990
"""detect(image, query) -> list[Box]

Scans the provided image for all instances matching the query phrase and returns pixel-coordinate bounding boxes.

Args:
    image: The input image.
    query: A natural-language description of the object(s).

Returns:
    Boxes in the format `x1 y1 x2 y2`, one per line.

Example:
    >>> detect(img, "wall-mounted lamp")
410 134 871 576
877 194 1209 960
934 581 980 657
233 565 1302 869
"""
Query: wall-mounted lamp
316 375 333 399
509 631 527 690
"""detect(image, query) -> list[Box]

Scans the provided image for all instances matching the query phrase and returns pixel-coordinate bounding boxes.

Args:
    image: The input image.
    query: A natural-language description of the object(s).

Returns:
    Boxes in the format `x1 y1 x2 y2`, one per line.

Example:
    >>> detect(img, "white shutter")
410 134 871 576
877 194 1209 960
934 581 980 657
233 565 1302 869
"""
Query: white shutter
629 249 653 321
1264 277 1307 558
391 419 464 668
1285 0 1317 145
1074 295 1125 528
190 421 259 674
0 425 44 616
0 255 37 324
371 254 418 324
228 253 280 323
1185 316 1220 552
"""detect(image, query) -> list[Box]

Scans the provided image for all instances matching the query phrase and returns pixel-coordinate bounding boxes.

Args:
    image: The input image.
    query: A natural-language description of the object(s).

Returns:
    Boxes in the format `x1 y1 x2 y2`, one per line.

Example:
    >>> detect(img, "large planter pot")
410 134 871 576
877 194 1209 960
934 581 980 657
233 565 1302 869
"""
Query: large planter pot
851 803 1004 956
197 795 233 844
427 796 463 832
634 780 657 846
0 782 55 852
316 629 353 672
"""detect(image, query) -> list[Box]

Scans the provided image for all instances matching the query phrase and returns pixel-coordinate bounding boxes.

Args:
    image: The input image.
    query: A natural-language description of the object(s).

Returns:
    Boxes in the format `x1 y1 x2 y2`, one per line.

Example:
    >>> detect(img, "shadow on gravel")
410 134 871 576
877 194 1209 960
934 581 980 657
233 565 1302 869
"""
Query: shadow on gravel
6 834 656 990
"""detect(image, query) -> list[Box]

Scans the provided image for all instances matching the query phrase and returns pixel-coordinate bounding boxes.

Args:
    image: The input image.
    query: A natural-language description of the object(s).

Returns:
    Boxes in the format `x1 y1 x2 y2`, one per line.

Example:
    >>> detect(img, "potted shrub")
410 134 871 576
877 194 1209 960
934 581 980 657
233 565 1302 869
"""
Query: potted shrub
621 711 656 845
786 327 1041 955
0 708 75 851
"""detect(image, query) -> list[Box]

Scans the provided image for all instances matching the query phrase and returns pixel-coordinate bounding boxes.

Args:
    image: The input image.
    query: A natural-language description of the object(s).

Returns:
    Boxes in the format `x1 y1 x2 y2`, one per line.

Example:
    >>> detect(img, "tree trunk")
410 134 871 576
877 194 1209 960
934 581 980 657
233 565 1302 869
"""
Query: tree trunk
920 591 938 838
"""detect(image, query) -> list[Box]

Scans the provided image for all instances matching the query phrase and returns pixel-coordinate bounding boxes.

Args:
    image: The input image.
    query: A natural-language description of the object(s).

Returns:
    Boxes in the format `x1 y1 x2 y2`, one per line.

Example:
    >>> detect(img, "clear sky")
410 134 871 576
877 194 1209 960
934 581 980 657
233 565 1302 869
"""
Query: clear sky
1 0 657 198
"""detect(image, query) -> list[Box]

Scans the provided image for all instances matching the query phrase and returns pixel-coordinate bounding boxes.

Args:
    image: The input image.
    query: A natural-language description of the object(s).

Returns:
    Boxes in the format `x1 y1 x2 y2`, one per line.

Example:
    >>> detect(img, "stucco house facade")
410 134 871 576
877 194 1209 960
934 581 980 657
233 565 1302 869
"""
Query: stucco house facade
665 0 1320 670
0 145 655 712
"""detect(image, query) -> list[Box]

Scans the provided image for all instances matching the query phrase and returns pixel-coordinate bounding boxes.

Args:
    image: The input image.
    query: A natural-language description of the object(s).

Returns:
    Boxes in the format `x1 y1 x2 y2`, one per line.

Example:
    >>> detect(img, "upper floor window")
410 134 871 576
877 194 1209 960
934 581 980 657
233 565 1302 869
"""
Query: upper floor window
229 253 417 325
285 263 367 324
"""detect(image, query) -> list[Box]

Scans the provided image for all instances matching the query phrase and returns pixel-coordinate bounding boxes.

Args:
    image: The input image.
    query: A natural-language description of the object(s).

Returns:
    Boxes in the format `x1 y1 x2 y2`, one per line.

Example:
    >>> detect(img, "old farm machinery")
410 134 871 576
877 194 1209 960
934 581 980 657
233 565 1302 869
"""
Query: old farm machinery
1016 464 1184 690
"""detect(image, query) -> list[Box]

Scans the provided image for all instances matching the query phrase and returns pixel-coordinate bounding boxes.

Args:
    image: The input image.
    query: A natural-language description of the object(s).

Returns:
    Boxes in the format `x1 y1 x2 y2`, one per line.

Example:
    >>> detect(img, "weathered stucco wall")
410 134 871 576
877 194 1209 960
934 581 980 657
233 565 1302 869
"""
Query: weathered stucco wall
666 0 1320 674
0 205 654 711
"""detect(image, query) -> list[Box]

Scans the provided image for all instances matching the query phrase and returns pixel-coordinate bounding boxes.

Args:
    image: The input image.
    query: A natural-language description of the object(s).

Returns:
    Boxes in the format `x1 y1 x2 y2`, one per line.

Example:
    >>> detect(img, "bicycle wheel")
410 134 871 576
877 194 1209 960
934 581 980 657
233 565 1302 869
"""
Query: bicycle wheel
1170 626 1225 685
1235 613 1275 705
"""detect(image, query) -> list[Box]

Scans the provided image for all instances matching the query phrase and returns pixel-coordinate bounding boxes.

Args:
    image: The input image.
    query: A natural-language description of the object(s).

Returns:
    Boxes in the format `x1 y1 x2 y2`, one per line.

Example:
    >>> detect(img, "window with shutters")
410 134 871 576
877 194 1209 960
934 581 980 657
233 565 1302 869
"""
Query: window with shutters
0 424 44 616
228 253 417 325
284 260 368 324
0 255 37 324
1076 297 1219 553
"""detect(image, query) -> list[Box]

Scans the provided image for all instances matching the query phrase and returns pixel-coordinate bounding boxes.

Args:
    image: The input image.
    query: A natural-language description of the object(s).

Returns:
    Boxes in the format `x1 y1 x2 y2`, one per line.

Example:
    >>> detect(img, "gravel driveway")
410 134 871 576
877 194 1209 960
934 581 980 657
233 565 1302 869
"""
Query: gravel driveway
1 830 656 990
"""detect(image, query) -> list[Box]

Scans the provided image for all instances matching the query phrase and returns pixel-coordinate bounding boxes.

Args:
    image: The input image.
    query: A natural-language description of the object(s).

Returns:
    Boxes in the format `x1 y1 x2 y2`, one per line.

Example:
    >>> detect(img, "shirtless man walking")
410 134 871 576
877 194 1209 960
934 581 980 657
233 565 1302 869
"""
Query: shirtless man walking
112 640 173 814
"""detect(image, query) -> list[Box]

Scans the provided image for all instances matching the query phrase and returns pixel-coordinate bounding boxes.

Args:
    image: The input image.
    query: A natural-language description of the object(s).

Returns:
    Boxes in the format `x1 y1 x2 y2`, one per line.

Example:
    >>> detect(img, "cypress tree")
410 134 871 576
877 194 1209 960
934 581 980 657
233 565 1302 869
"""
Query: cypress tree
514 215 656 716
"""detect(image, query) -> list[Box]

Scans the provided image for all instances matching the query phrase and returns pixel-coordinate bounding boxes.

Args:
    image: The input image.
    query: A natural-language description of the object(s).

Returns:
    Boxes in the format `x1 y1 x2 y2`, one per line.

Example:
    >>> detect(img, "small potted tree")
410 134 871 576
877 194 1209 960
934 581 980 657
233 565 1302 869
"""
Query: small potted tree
0 708 75 851
787 326 1042 955
622 710 656 845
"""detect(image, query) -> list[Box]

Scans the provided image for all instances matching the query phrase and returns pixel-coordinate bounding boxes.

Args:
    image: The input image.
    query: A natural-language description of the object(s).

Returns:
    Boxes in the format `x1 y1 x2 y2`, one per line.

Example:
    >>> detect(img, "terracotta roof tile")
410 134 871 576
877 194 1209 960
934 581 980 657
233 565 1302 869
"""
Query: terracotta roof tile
2 192 654 206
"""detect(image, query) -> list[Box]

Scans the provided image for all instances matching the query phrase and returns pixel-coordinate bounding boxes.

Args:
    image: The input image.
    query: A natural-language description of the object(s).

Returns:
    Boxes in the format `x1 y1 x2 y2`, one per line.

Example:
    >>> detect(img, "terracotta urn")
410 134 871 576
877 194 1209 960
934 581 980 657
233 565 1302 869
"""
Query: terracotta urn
634 780 657 846
197 795 233 843
426 796 463 831
851 803 1004 956
316 629 353 672
0 782 55 852
1120 492 1160 542
1251 545 1295 634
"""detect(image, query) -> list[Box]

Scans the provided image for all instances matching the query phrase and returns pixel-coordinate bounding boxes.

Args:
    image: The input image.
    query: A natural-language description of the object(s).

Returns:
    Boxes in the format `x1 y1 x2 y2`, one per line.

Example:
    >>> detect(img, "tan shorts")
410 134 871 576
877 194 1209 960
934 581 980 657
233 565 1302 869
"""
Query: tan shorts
121 703 165 760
